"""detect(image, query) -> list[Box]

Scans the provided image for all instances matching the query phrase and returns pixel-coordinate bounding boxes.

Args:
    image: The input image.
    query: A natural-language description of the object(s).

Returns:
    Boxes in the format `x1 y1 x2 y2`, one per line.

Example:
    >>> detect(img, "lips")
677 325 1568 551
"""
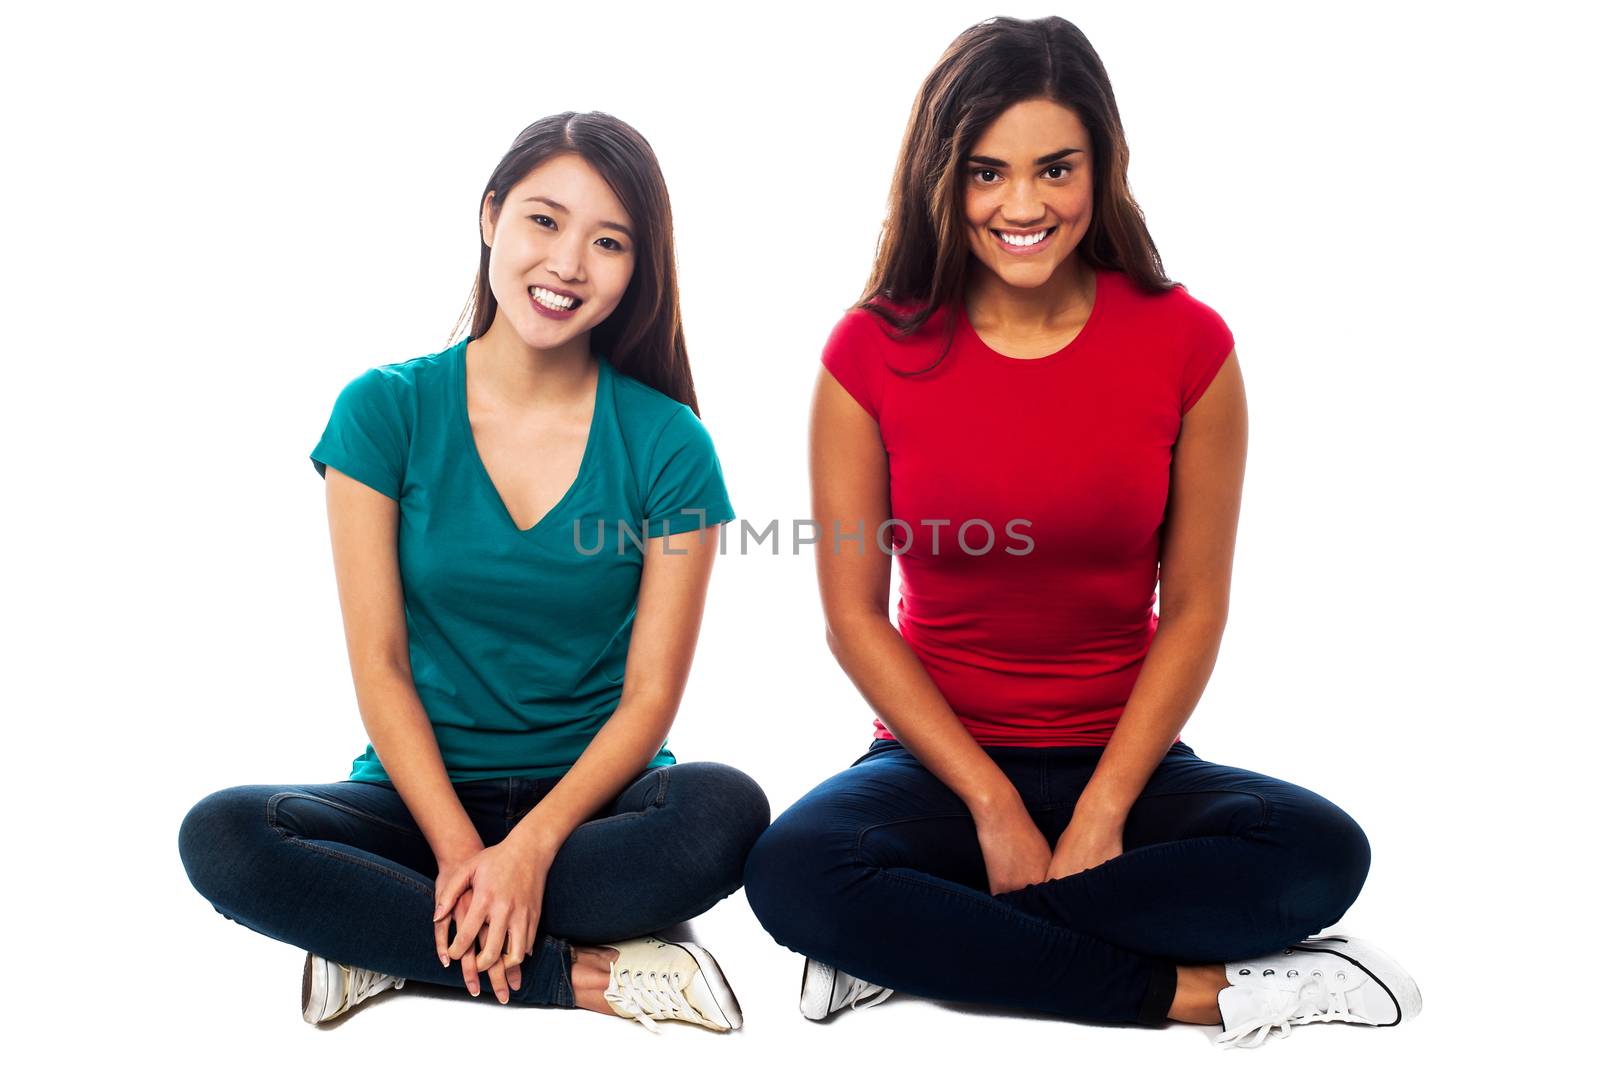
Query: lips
990 225 1058 255
529 285 584 316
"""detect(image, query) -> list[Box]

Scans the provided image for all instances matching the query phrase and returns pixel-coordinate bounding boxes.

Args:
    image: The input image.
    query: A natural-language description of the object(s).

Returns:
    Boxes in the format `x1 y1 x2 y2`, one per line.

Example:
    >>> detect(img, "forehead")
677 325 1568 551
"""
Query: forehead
971 98 1090 156
509 153 631 224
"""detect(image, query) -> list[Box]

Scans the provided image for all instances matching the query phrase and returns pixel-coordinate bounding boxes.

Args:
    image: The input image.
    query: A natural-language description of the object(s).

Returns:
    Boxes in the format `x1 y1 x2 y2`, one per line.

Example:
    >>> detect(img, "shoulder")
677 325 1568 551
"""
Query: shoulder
333 343 451 412
610 365 698 441
609 366 720 470
1120 272 1231 341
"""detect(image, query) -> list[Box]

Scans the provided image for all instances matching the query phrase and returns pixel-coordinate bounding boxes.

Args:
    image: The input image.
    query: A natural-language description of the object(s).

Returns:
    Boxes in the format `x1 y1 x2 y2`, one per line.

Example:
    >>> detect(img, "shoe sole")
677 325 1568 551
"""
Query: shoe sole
799 958 838 1021
1293 935 1422 1025
679 942 743 1031
302 953 333 1024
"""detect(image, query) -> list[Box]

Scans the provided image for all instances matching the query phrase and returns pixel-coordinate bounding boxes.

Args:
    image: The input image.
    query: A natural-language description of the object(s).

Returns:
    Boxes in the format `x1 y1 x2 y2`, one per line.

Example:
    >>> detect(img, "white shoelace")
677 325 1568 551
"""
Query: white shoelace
839 976 894 1011
1215 976 1352 1048
344 965 401 1010
603 961 706 1033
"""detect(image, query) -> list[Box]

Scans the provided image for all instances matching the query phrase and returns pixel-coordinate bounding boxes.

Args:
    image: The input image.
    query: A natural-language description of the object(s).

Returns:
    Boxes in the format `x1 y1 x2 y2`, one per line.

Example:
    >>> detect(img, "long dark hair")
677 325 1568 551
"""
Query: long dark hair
861 15 1178 358
452 112 700 414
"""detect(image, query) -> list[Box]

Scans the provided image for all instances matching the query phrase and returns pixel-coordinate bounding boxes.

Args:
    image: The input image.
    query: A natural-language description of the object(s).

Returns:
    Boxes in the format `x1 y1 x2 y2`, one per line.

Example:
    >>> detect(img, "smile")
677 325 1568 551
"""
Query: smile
529 285 583 318
990 226 1058 255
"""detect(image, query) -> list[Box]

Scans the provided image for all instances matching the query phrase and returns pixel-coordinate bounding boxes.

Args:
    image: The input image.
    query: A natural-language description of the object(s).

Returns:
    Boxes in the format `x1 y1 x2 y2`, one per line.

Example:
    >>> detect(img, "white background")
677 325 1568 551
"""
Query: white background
4 0 1595 1059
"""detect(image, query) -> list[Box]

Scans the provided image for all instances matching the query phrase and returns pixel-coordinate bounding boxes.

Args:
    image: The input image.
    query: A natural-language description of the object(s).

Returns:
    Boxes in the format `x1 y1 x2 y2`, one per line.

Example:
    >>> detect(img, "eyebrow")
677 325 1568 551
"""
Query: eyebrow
518 195 635 242
966 147 1085 167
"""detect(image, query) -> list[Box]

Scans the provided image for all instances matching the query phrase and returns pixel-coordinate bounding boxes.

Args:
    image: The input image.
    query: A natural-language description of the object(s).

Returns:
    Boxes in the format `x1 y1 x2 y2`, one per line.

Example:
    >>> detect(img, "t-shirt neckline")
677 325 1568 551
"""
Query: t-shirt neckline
959 266 1108 365
454 336 609 536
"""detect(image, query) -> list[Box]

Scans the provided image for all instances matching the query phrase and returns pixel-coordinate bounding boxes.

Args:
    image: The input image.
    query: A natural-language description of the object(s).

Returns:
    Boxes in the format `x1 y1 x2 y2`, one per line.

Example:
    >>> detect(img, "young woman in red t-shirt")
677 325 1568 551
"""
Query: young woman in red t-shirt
743 16 1421 1048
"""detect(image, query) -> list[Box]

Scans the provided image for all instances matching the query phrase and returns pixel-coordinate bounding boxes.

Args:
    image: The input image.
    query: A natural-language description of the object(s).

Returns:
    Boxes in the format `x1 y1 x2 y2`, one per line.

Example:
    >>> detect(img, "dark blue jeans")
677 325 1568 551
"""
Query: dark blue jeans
178 761 769 1007
743 739 1371 1027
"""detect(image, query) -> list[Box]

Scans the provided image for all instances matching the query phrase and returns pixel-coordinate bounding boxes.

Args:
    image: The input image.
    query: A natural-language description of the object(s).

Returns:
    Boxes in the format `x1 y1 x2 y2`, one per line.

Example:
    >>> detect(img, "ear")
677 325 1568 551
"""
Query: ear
480 190 497 248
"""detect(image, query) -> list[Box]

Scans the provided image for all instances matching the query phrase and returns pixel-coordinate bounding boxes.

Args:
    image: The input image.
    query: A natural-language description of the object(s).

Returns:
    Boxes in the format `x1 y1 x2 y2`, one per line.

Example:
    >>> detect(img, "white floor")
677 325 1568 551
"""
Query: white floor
141 877 1461 1065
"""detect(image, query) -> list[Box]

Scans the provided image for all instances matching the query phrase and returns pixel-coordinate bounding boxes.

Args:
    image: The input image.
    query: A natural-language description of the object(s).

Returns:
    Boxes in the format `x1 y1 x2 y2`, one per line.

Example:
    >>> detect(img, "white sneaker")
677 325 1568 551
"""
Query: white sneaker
599 935 743 1032
799 956 894 1020
301 951 406 1024
1214 934 1422 1048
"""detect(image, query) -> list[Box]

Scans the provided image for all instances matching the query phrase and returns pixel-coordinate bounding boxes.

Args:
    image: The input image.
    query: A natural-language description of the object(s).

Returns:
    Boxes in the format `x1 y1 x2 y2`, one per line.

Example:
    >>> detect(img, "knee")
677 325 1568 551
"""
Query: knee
743 805 843 948
177 785 267 905
664 762 771 884
1278 798 1373 934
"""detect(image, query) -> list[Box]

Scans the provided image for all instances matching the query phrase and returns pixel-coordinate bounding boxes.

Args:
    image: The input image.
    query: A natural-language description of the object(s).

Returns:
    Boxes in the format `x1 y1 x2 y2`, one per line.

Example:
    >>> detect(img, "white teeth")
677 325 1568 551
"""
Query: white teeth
530 286 576 310
998 228 1050 247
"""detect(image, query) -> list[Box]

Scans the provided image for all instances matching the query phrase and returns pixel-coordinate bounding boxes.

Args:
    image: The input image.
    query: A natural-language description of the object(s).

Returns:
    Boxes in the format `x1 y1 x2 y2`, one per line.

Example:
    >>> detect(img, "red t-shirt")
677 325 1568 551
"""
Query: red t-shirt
820 266 1234 747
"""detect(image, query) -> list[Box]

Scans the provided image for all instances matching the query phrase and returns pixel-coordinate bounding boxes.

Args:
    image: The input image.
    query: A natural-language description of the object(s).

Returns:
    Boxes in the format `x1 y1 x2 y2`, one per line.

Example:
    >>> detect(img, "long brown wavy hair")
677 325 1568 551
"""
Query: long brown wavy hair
451 112 700 414
861 16 1180 365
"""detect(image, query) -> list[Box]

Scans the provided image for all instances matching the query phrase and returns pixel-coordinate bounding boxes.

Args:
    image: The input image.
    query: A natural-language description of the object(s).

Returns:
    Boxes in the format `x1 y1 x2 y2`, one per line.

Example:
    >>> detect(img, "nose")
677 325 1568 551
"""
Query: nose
1002 180 1047 228
542 229 587 283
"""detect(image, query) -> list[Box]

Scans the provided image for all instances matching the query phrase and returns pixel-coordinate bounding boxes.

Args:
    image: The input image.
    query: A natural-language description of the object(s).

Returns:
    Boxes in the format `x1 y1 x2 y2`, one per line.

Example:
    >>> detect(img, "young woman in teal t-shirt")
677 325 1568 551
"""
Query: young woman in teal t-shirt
178 112 767 1033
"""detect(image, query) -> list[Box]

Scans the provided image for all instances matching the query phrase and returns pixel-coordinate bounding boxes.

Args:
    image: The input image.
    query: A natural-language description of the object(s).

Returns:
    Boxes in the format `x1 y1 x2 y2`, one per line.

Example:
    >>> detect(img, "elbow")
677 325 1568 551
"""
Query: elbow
824 606 888 661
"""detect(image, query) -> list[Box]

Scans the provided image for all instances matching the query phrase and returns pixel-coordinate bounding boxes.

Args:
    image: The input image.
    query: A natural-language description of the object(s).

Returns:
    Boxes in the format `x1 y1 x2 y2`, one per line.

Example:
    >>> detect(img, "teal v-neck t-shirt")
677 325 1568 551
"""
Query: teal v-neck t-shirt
310 336 735 783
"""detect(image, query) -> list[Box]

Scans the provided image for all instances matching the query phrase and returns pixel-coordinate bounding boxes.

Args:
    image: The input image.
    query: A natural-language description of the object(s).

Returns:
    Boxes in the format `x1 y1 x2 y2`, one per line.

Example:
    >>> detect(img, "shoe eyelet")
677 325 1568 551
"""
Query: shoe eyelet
1283 949 1294 955
1337 972 1347 981
1263 969 1275 976
1238 968 1251 975
1287 970 1299 978
1312 970 1322 978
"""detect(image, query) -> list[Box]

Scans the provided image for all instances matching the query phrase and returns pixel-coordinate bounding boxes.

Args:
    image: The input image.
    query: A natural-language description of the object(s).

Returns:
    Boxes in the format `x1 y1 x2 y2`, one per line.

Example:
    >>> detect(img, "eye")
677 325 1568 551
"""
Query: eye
596 236 627 252
970 168 1000 184
529 214 556 229
1044 164 1072 179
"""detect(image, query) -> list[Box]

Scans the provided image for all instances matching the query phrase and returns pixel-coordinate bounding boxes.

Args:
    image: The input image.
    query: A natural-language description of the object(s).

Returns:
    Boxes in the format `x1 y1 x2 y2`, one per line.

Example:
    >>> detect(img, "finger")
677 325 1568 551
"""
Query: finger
508 960 522 993
433 866 473 922
447 894 490 961
435 915 452 967
461 949 481 998
474 907 511 973
505 909 526 968
484 952 510 1005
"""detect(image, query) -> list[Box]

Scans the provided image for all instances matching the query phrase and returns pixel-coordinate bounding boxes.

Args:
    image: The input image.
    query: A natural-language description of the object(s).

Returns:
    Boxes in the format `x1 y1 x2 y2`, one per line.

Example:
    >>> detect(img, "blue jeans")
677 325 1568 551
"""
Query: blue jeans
743 739 1371 1027
178 762 770 1007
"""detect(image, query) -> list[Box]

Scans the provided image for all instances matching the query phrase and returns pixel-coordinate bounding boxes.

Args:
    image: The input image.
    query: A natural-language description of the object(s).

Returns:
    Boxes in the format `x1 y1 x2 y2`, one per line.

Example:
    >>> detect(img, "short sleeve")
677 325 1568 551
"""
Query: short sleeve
642 406 735 537
310 367 408 501
820 309 888 422
1178 292 1237 416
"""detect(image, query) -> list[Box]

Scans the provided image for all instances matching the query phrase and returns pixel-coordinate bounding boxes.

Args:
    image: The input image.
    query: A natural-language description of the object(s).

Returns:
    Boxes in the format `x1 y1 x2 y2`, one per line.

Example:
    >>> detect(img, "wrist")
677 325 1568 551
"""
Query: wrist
966 786 1029 825
1072 789 1132 824
432 830 485 869
505 811 564 862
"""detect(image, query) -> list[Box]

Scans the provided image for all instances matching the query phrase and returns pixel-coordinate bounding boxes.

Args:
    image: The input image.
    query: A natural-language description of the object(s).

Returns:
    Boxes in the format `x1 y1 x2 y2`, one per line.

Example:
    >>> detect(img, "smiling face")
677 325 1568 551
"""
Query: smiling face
963 97 1095 289
480 152 637 351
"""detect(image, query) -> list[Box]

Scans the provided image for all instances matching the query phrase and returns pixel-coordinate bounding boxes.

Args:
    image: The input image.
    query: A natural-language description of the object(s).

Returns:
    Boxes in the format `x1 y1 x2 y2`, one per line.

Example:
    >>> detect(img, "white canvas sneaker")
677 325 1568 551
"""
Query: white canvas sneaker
599 935 743 1032
301 952 406 1024
1214 934 1422 1048
799 956 895 1020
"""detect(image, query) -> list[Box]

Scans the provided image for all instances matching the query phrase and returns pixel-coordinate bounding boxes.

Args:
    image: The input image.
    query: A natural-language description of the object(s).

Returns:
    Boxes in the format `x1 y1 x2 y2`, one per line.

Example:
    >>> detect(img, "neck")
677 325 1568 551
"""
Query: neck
965 255 1096 332
470 313 595 406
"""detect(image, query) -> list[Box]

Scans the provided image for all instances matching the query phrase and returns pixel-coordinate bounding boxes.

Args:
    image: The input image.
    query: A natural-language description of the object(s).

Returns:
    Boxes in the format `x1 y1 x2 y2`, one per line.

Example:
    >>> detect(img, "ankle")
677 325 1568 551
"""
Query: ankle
1168 963 1228 1024
570 945 623 1016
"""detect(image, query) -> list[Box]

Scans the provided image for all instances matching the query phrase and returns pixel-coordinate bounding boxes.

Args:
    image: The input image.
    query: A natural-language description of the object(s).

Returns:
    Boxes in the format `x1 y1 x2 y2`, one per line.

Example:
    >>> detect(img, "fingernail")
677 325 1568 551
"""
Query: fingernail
439 954 449 967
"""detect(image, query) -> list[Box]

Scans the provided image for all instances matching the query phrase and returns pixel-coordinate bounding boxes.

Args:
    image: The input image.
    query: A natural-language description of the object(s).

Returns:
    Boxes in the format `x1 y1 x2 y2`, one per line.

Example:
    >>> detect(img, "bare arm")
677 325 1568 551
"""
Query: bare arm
1076 350 1249 820
812 365 1051 891
322 466 483 865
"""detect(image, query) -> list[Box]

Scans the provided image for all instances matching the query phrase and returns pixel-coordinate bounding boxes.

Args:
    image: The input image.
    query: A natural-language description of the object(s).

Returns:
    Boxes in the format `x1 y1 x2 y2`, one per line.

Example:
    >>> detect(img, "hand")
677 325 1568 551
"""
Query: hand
432 840 552 996
973 801 1053 894
1046 807 1126 881
435 885 523 1003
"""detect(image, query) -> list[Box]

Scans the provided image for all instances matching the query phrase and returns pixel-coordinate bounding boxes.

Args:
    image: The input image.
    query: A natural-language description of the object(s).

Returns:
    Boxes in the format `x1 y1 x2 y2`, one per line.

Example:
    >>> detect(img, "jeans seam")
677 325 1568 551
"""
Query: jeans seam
265 789 423 838
277 835 436 899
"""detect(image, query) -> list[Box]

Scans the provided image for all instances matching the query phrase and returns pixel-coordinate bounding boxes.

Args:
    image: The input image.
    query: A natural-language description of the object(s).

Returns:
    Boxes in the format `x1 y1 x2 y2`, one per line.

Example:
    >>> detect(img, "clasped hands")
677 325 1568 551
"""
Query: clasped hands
432 832 555 1005
978 800 1127 896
